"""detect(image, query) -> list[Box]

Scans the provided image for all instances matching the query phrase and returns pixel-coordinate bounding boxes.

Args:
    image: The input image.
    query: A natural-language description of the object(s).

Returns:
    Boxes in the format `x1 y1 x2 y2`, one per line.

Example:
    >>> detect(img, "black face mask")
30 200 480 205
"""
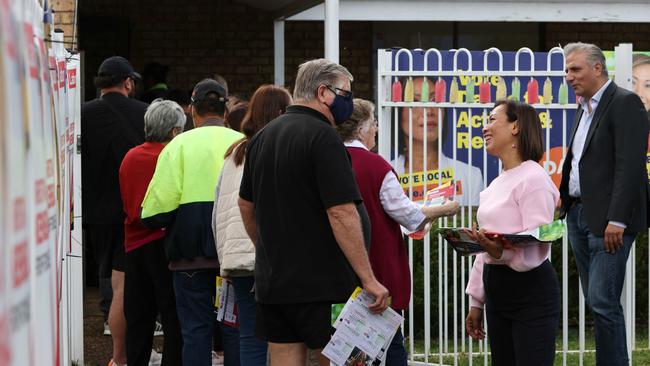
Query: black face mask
326 90 354 125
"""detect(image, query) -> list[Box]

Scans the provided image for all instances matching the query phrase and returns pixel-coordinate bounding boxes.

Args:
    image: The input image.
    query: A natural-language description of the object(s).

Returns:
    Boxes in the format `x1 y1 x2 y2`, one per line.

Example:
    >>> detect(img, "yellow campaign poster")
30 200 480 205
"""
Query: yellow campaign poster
398 168 462 203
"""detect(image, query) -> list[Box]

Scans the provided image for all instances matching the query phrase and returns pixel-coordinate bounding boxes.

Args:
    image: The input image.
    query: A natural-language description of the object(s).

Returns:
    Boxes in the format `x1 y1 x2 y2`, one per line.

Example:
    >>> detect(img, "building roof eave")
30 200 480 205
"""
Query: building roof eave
286 1 650 23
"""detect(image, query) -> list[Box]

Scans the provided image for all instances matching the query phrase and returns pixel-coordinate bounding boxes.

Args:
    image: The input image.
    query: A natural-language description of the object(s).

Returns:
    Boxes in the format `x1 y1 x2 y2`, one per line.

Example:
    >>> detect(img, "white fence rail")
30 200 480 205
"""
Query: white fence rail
376 45 642 366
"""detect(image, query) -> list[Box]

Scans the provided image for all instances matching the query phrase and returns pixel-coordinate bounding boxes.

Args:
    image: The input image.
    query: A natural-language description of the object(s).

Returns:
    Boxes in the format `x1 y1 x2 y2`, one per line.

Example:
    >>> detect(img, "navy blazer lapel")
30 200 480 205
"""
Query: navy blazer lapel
581 82 617 156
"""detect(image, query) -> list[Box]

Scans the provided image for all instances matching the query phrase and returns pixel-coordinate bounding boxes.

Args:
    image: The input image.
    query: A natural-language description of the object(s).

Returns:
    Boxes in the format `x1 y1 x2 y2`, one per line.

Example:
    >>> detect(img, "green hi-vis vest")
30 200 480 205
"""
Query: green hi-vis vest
141 126 244 260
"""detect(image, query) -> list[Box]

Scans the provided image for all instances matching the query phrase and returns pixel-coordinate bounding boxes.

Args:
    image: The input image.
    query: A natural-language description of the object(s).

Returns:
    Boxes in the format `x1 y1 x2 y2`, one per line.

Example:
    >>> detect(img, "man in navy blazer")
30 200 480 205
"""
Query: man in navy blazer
559 42 650 366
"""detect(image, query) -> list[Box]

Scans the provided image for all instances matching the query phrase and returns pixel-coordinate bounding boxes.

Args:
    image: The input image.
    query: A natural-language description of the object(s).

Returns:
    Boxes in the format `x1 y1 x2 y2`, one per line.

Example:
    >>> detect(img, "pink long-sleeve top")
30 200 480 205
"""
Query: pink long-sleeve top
465 160 559 309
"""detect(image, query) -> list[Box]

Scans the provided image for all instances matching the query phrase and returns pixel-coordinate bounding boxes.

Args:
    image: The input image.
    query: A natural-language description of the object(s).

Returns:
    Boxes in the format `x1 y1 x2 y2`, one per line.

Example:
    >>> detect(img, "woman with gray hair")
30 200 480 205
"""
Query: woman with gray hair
336 98 459 365
119 99 185 366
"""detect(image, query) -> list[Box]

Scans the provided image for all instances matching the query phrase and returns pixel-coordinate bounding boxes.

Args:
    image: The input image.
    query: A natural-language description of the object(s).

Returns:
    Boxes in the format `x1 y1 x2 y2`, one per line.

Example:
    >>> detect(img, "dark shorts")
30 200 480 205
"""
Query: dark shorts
88 224 125 277
255 302 334 349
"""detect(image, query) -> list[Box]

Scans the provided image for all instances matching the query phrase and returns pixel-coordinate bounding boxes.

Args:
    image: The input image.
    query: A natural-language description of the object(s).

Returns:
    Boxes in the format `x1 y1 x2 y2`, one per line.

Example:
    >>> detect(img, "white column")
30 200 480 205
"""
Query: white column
324 0 339 63
376 49 392 159
274 19 285 86
614 42 634 366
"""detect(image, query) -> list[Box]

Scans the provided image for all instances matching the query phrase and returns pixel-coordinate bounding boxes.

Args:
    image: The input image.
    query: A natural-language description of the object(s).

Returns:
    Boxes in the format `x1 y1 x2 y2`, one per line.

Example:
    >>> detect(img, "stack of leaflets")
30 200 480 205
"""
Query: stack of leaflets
324 288 403 366
440 219 565 256
407 182 456 240
214 276 238 327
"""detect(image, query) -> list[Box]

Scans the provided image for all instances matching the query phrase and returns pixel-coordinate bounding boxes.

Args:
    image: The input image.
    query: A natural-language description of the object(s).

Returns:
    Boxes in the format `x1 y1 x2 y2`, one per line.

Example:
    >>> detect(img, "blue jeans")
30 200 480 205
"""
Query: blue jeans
385 327 407 366
221 322 241 366
173 270 216 366
567 204 635 366
231 276 267 365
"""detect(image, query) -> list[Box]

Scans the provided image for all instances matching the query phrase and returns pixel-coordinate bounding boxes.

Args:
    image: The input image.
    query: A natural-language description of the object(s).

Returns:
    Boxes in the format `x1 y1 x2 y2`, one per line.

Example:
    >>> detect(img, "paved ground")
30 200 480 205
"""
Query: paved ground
83 286 319 366
84 286 163 366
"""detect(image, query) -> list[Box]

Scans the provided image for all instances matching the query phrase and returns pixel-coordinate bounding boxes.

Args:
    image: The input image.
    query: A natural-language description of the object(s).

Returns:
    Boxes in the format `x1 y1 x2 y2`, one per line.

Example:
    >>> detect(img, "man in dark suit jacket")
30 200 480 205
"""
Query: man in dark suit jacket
560 43 649 366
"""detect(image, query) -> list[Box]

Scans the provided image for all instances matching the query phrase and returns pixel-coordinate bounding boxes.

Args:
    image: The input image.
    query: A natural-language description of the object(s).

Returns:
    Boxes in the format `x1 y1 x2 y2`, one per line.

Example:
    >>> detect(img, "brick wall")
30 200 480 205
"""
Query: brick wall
77 0 373 101
72 0 650 102
284 21 373 99
51 0 77 47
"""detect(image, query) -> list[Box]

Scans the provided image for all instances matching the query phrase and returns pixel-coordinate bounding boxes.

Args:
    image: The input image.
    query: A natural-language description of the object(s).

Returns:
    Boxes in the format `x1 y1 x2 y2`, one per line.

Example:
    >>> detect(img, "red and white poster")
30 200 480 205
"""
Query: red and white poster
2 1 33 365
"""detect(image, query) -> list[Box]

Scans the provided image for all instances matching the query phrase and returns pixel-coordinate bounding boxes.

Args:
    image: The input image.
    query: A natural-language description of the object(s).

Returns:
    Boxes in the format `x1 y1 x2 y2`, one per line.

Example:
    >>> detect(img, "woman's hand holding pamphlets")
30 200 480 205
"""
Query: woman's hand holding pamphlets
463 224 509 259
439 219 565 256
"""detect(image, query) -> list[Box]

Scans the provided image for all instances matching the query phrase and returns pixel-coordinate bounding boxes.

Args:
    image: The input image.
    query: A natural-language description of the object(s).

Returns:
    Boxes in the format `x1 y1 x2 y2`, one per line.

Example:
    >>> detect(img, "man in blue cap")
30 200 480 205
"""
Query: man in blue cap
82 56 147 366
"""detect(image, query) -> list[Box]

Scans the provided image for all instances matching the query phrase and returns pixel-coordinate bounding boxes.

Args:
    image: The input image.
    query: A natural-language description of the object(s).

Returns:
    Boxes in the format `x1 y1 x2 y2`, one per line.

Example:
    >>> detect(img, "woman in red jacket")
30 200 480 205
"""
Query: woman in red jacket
119 99 186 366
336 99 460 365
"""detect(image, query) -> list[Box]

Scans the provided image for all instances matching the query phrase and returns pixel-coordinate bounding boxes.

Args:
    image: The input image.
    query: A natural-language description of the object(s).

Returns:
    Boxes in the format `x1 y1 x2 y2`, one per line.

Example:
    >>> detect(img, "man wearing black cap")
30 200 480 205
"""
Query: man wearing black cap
141 79 244 366
81 56 147 366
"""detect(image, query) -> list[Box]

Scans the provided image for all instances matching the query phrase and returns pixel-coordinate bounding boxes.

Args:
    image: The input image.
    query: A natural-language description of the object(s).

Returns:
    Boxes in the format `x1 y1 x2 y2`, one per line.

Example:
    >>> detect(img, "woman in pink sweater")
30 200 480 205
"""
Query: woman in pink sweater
465 100 560 366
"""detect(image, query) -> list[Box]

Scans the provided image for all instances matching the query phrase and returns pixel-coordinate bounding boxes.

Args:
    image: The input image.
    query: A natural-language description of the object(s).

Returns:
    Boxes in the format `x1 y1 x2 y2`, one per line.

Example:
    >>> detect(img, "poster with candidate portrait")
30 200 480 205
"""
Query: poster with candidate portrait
385 49 577 206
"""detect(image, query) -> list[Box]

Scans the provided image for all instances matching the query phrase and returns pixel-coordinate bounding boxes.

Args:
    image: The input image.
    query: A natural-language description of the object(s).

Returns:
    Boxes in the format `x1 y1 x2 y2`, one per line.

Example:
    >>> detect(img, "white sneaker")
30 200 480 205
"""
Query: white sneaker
211 351 224 366
103 322 111 336
148 349 162 366
153 321 164 337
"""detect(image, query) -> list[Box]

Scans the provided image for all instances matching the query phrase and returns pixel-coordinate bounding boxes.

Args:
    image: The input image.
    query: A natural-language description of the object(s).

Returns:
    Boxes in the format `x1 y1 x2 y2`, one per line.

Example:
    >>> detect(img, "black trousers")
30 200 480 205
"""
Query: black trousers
125 238 182 366
483 260 560 366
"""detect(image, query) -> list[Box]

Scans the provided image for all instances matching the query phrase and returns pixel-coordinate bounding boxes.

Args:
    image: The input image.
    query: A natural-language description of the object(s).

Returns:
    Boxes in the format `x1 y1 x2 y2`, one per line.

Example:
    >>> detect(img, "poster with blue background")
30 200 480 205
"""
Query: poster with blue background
386 49 577 205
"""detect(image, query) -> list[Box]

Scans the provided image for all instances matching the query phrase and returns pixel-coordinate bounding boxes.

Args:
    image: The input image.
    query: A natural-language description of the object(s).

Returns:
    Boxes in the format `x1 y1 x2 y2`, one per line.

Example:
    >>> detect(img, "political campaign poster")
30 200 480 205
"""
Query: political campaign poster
604 50 650 180
2 1 34 364
385 49 577 206
25 12 57 365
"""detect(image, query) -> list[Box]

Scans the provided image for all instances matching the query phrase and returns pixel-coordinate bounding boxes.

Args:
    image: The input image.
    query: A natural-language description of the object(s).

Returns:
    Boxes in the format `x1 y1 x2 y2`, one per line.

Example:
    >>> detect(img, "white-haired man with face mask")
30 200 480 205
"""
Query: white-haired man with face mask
119 99 186 366
238 59 389 366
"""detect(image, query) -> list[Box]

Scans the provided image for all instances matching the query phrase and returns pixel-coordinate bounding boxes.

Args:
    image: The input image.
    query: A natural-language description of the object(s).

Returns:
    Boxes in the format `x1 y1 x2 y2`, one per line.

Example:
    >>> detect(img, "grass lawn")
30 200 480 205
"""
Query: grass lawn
408 327 650 365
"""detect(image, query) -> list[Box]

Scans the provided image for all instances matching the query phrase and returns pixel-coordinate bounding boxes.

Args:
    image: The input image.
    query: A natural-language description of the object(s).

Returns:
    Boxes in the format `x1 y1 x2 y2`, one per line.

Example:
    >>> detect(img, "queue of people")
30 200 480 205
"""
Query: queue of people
81 40 650 366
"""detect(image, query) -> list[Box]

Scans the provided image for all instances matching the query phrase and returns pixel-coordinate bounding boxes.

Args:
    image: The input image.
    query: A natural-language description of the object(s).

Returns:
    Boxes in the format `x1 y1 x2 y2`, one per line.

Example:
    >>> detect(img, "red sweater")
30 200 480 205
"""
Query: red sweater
347 147 411 310
119 142 165 252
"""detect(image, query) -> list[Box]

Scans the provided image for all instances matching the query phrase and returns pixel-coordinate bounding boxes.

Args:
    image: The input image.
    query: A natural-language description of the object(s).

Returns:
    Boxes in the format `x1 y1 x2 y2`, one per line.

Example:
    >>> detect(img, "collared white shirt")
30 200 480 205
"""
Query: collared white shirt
568 79 625 229
569 79 612 197
344 140 426 232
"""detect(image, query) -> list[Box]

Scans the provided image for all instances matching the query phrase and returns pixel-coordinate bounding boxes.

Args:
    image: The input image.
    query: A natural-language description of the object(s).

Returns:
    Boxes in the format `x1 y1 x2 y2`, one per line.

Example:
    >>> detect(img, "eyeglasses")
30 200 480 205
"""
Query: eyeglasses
326 85 353 99
348 117 377 127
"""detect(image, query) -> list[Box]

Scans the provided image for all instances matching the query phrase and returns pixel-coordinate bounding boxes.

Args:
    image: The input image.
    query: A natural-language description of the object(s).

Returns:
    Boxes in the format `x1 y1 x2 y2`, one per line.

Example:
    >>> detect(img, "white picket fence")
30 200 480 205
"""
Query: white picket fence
376 45 644 366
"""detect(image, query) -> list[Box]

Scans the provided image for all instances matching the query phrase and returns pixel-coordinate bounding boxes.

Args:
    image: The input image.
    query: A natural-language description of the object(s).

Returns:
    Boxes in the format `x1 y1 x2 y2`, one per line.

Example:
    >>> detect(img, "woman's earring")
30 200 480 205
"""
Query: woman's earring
512 143 517 149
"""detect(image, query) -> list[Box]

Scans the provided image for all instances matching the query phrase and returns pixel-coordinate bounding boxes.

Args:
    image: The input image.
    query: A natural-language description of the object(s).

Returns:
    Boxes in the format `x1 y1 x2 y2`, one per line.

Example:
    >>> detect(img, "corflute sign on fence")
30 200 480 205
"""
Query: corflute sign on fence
1 1 83 365
380 48 577 206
